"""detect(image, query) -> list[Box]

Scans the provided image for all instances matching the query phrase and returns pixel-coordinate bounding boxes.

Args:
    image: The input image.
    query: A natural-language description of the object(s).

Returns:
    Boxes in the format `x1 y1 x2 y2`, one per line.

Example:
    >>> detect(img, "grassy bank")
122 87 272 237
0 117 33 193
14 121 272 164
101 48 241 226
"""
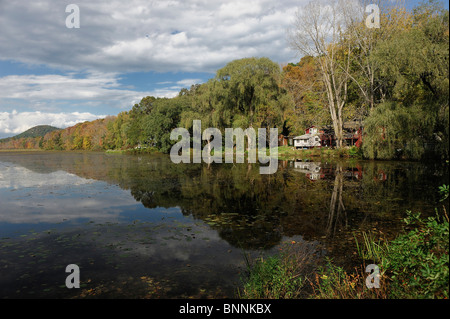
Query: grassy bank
105 147 161 155
0 144 365 161
277 145 363 160
0 148 44 152
105 145 363 161
239 185 449 299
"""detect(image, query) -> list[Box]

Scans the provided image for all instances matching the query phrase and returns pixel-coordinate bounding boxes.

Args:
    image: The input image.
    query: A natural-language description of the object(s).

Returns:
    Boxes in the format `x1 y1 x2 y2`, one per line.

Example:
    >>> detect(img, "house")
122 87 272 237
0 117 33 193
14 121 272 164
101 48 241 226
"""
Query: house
291 122 363 149
343 121 363 147
293 161 336 181
293 126 323 149
294 161 323 180
292 126 336 149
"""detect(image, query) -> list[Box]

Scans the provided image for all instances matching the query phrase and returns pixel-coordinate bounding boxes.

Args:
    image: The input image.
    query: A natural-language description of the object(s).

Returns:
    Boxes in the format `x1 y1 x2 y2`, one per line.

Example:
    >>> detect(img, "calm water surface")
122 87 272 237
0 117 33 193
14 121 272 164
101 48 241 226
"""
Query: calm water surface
0 151 447 298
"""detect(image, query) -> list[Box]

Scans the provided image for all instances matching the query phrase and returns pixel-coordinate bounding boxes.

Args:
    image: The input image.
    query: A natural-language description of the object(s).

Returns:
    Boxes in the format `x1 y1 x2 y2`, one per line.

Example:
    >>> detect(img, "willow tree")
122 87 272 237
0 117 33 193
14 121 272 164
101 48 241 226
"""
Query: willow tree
363 1 449 160
362 101 434 159
179 80 224 132
212 57 288 131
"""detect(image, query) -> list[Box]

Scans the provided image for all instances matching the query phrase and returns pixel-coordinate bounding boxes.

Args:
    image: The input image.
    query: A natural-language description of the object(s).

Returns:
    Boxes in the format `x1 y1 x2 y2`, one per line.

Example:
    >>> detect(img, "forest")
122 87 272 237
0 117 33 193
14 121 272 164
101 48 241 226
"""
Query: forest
1 0 448 161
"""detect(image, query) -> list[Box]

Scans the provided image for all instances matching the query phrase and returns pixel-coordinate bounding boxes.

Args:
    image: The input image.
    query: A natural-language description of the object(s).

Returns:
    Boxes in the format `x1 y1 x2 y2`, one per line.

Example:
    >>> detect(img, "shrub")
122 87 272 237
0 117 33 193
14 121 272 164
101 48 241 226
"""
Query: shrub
381 211 449 299
347 145 363 158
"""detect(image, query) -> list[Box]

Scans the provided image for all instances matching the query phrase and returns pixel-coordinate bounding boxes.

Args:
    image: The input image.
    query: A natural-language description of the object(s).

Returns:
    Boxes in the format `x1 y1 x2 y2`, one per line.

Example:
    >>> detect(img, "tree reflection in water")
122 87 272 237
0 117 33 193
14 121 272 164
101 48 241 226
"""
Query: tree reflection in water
0 151 447 250
327 163 347 238
0 151 448 298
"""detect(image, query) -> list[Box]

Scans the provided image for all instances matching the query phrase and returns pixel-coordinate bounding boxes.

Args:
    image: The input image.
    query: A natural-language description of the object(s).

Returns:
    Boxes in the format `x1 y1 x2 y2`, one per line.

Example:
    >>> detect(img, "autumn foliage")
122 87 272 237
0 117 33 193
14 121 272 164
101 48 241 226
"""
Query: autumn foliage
0 117 117 151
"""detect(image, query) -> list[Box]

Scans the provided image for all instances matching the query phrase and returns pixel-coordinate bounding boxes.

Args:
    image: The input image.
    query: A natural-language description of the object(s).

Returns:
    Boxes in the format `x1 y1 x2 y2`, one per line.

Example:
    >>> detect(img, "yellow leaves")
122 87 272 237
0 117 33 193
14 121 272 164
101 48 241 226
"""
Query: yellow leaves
140 275 154 285
381 7 413 34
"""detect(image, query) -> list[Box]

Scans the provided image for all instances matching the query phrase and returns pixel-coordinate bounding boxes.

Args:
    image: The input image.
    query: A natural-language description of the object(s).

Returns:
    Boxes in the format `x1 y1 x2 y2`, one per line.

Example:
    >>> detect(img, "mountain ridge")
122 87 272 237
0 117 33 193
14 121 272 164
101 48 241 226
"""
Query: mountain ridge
0 125 61 143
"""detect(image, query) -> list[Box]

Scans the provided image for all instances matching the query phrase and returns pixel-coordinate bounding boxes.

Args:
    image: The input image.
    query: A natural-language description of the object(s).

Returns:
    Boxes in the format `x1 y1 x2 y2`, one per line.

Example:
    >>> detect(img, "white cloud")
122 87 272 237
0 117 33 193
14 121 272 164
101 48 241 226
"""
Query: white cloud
0 72 187 114
0 110 105 136
0 165 142 224
0 72 157 103
0 0 305 73
0 165 95 189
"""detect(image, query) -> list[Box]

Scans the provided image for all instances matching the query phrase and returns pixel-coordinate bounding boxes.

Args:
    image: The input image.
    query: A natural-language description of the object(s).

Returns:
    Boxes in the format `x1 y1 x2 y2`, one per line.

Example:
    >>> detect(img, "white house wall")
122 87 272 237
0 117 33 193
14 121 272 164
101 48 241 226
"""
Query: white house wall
293 134 321 148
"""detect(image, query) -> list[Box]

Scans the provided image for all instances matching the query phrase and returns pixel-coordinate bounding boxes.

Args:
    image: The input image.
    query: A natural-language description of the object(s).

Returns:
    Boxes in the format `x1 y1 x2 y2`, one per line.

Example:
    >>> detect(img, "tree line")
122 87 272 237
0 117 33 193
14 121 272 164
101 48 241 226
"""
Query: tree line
1 0 448 160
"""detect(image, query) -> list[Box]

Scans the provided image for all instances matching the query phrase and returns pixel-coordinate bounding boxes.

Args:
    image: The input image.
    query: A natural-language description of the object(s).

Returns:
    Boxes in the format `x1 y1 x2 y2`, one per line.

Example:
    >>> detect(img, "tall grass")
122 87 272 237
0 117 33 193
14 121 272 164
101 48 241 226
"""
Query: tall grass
354 231 389 265
310 258 389 299
239 242 317 299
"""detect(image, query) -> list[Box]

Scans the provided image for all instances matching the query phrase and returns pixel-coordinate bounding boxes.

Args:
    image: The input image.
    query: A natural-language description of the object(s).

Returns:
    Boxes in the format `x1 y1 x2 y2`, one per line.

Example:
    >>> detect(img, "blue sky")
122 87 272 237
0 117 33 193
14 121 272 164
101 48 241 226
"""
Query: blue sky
0 0 448 138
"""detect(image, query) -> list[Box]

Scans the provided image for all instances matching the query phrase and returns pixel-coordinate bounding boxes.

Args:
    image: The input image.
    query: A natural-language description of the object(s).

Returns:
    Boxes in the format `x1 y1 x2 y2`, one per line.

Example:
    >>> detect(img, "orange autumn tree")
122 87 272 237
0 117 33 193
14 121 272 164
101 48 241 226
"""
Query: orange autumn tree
281 56 329 136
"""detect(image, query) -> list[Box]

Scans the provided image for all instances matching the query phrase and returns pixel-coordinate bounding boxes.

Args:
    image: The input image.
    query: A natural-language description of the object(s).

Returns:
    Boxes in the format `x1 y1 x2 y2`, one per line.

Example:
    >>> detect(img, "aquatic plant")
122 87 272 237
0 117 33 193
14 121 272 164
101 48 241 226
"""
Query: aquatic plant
354 231 388 265
240 242 316 299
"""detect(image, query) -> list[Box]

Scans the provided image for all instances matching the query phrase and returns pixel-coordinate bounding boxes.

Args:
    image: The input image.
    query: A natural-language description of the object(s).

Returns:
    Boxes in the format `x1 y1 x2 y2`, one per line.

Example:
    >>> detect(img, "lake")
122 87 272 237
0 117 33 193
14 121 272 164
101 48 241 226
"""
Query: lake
0 151 448 298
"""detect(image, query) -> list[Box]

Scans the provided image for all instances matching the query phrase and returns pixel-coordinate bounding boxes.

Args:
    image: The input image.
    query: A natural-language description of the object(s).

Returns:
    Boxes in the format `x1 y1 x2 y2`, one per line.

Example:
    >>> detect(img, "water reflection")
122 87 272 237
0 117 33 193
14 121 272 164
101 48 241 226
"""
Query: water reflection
1 152 447 246
0 164 180 234
0 151 448 298
327 164 347 237
293 160 363 181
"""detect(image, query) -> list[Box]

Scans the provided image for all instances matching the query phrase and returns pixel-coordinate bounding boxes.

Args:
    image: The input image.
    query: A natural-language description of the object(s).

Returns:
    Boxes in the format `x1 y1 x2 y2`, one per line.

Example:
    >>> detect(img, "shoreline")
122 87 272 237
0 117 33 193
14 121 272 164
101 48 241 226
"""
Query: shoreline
1 147 447 164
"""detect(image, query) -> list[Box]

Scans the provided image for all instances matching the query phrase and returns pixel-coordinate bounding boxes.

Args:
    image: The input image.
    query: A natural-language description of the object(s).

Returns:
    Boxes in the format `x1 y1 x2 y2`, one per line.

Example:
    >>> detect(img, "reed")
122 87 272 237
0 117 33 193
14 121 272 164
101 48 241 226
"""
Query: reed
354 231 388 265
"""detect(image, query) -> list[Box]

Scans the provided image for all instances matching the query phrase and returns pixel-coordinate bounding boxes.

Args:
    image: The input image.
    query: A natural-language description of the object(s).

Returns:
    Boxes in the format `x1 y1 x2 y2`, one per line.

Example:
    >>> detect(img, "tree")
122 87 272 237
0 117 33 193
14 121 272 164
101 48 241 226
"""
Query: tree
142 97 185 153
288 0 352 148
105 112 129 149
363 1 449 160
340 0 412 113
281 56 329 135
362 101 436 160
213 57 287 130
126 96 159 147
179 81 217 131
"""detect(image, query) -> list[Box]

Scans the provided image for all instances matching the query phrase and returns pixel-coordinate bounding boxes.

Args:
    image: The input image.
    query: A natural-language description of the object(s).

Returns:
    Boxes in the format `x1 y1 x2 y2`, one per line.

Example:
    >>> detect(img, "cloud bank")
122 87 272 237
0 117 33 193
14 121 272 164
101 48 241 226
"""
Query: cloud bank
0 72 175 108
0 0 303 73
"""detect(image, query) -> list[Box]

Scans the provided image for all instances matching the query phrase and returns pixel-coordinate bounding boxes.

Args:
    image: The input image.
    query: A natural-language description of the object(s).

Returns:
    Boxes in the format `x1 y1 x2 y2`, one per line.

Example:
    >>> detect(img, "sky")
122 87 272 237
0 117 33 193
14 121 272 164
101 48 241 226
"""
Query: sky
0 0 447 138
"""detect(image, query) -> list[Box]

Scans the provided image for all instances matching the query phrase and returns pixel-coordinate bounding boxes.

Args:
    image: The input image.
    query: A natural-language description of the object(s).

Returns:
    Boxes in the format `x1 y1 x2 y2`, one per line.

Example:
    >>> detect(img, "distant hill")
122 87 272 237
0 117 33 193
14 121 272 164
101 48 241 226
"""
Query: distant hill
0 125 61 143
